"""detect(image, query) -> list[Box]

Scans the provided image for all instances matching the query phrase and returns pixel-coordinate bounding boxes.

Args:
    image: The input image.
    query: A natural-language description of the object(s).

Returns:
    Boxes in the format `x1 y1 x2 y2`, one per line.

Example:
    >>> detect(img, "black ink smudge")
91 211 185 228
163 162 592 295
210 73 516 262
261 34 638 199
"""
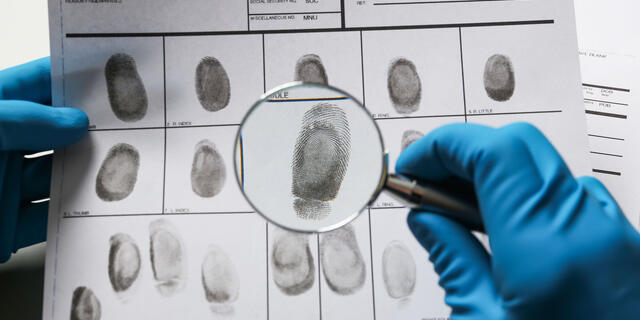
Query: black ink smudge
195 56 231 112
105 53 148 122
272 229 315 296
382 241 416 299
95 143 139 202
201 245 239 315
401 130 424 151
70 286 101 320
190 139 226 198
291 103 351 220
108 233 141 293
388 58 421 114
484 54 515 102
149 219 185 296
295 54 329 85
320 225 366 295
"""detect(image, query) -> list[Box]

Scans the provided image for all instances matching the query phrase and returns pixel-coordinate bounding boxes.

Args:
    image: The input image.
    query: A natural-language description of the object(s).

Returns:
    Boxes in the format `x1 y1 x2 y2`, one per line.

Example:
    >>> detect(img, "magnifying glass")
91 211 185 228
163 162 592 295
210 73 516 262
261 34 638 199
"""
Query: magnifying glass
234 82 481 233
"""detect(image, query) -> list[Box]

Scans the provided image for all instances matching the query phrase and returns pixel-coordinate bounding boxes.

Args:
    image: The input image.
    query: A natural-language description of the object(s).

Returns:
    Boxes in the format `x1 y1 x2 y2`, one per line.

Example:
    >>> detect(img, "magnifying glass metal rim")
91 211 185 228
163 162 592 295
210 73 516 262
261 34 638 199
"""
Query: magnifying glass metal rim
233 81 389 234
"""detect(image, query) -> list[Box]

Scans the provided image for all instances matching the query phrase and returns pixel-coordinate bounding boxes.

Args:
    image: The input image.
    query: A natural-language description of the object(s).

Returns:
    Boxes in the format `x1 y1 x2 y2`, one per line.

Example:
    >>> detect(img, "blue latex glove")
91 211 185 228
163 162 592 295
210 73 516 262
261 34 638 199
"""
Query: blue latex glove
0 57 88 262
396 122 640 319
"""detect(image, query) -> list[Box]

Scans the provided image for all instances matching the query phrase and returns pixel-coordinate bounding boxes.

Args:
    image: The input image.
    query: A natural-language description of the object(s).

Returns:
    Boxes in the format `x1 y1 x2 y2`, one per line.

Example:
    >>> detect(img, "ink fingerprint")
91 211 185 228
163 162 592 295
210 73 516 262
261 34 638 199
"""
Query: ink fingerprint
295 54 328 85
320 225 366 295
382 241 416 299
388 58 421 114
70 286 101 320
108 233 141 293
201 245 239 314
272 229 315 295
105 53 148 122
95 143 140 202
484 54 515 102
291 103 351 220
401 130 424 151
149 219 186 296
191 139 226 198
195 56 231 112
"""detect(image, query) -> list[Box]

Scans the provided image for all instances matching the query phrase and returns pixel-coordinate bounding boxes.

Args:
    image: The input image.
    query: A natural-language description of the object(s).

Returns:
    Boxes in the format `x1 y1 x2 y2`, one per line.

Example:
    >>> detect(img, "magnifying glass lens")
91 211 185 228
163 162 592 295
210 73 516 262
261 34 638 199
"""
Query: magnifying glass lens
235 83 385 233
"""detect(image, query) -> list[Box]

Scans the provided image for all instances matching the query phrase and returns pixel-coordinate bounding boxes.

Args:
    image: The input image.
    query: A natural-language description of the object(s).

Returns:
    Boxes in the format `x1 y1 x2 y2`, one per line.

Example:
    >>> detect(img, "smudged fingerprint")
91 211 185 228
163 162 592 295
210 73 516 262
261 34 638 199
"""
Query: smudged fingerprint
191 139 226 198
382 241 416 299
484 54 515 102
388 58 421 114
105 53 148 122
272 229 315 295
95 143 140 202
108 233 141 293
291 103 351 220
320 225 366 295
149 219 186 296
401 130 424 151
195 56 231 112
201 245 239 314
70 287 101 320
295 54 329 85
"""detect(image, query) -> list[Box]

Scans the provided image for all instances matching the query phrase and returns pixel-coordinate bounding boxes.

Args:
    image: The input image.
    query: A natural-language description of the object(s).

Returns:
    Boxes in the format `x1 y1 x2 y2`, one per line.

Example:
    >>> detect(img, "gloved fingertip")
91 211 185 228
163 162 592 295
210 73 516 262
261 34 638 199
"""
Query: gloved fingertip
53 107 90 143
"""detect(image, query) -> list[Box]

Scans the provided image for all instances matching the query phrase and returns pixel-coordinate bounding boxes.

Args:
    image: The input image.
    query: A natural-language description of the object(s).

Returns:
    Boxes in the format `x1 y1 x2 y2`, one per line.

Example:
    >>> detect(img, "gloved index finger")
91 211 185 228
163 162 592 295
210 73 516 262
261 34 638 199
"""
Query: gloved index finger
0 57 51 105
395 123 544 235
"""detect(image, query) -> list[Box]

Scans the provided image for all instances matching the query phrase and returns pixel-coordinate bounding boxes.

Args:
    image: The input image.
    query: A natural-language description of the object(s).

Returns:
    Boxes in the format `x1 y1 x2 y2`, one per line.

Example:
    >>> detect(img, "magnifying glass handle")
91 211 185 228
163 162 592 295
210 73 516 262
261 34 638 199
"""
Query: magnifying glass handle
384 174 484 232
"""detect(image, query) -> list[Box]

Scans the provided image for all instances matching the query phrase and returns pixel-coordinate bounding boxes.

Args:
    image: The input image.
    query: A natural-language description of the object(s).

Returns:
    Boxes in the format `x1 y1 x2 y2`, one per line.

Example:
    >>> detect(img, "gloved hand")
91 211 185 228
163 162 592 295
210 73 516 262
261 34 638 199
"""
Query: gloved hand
0 57 88 262
396 122 640 319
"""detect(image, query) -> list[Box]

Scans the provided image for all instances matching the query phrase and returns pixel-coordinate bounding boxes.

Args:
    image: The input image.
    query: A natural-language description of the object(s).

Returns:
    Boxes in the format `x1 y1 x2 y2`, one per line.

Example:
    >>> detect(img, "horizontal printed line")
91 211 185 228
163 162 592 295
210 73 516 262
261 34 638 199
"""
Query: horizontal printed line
466 110 563 116
249 11 341 16
267 97 347 102
590 151 623 158
587 134 624 141
585 110 627 119
592 168 621 176
63 211 256 219
374 0 519 6
88 123 241 131
584 98 628 106
65 20 554 38
374 114 465 120
370 206 407 210
583 83 630 92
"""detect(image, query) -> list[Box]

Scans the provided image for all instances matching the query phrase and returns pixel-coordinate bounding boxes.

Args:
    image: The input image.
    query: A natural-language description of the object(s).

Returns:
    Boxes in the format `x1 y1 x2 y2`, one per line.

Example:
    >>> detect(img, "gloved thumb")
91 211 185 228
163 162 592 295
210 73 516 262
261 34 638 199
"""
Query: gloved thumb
0 101 88 151
408 211 504 319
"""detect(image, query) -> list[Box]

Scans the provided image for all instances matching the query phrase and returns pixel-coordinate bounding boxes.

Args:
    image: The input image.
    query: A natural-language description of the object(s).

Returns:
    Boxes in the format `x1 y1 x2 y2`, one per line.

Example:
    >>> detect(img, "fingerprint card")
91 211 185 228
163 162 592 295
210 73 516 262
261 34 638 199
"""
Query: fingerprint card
46 0 591 319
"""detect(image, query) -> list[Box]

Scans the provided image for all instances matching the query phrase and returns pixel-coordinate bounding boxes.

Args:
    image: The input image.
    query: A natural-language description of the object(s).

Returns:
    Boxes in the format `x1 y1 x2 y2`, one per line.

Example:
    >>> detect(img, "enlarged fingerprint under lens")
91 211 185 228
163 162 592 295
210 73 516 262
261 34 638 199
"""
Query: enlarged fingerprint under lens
401 130 424 151
195 56 231 112
95 143 140 202
191 139 226 198
291 103 351 220
108 233 141 294
295 54 328 85
105 53 148 122
320 225 365 295
70 286 101 320
484 54 515 102
388 58 421 114
382 241 416 299
272 229 315 296
201 245 239 314
149 219 186 296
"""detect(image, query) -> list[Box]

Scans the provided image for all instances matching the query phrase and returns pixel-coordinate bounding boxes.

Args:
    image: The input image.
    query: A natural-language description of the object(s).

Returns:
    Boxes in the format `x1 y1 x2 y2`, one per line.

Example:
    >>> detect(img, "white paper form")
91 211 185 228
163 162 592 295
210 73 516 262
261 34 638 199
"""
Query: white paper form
45 1 591 319
574 0 640 229
579 52 640 227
